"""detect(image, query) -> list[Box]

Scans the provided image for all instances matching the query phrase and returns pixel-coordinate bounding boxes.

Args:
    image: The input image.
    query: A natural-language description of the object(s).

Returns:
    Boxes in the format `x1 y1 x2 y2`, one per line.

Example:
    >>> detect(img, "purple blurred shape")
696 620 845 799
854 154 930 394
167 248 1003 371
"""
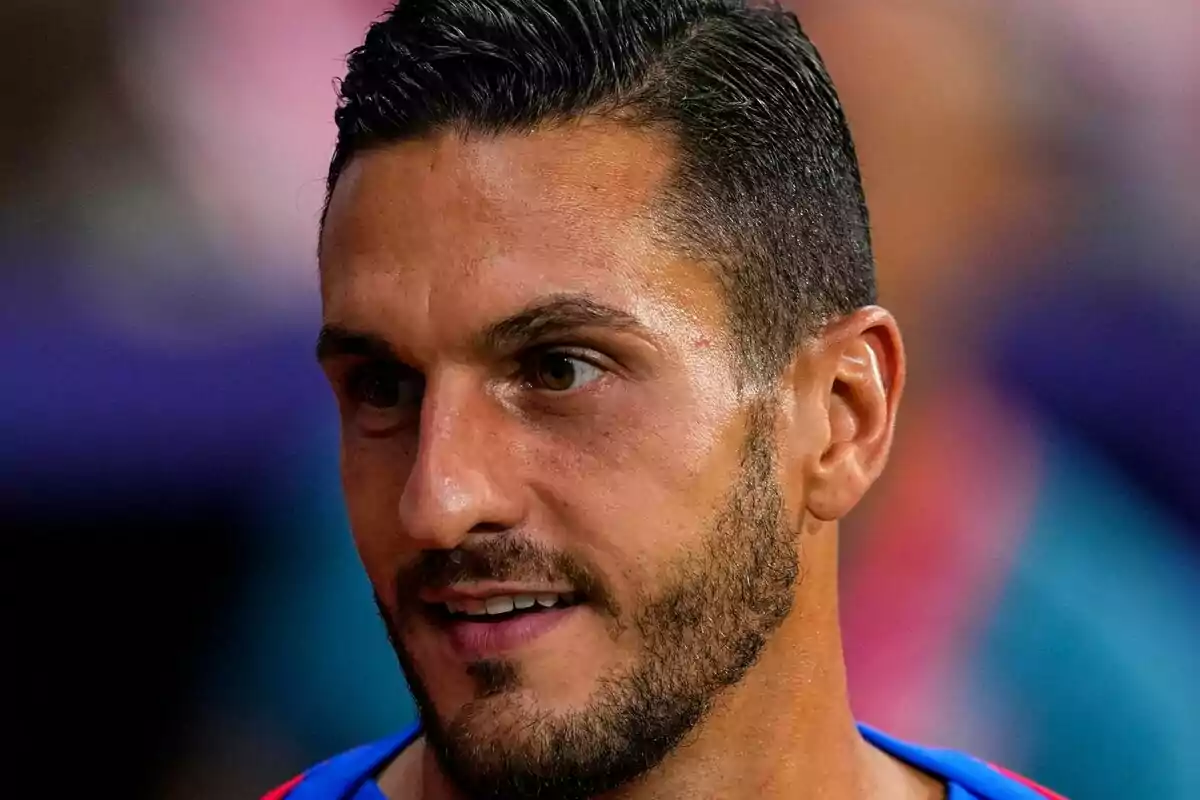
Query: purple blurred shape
988 264 1200 535
1 298 329 507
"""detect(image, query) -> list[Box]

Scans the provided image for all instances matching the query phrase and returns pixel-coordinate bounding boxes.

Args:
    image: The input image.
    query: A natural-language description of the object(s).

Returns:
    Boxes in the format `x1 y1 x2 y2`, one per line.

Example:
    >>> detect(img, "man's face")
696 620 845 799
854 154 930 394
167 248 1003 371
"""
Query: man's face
318 122 803 798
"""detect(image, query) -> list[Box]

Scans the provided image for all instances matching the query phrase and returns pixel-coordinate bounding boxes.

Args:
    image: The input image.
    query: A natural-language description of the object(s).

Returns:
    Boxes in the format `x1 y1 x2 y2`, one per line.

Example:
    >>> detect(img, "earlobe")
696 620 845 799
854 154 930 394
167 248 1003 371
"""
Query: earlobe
804 307 905 522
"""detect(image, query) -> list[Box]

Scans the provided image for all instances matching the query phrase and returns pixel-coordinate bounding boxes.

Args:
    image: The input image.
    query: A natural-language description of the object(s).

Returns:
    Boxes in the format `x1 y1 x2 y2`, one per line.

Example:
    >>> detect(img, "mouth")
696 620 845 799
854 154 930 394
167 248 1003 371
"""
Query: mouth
423 591 584 659
436 591 579 621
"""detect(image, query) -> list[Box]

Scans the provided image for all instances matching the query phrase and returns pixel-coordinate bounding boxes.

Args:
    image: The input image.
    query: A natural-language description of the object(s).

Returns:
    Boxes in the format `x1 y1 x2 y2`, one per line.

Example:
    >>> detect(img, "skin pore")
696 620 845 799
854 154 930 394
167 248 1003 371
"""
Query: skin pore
317 119 935 799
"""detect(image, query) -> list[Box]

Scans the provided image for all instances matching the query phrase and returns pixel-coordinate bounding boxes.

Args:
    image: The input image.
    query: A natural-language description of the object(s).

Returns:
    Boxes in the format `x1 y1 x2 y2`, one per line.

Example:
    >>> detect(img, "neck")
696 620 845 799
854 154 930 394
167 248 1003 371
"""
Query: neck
601 528 932 800
384 530 942 799
604 585 869 799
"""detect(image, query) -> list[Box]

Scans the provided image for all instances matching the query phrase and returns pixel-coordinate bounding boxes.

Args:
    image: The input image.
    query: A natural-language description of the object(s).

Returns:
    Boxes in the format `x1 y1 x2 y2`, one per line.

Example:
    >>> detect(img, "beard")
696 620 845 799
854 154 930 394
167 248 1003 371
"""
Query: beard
377 403 799 799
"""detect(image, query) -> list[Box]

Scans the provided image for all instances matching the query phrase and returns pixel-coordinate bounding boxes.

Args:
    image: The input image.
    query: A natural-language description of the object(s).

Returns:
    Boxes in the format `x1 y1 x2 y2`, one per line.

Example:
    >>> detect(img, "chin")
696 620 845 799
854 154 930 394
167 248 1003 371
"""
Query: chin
447 660 613 724
406 608 621 702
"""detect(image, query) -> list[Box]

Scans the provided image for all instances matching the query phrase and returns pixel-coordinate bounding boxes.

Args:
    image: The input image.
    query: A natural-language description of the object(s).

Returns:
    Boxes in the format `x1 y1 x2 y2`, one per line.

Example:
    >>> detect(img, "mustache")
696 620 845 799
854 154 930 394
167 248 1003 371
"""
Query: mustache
392 537 618 616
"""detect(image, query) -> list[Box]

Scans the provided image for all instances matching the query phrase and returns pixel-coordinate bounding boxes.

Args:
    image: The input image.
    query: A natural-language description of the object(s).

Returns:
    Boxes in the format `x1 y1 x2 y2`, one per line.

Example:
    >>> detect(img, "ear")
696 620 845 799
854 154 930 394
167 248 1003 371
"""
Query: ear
798 306 905 522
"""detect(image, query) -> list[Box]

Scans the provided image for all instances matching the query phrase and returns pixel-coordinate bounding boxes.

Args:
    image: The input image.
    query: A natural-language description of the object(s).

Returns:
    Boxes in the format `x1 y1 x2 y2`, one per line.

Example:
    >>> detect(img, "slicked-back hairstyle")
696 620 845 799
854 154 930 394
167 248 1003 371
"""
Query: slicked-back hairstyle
327 0 875 378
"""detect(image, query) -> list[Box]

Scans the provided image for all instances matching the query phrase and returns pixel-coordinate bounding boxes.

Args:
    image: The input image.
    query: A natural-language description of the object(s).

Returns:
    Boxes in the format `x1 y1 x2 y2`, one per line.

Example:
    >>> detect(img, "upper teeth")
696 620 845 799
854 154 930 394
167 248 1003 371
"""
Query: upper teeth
445 593 572 616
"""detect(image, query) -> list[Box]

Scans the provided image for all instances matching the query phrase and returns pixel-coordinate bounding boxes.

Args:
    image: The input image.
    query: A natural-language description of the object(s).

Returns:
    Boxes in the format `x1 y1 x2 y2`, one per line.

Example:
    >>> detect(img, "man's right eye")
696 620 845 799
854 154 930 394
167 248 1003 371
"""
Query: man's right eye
346 361 423 414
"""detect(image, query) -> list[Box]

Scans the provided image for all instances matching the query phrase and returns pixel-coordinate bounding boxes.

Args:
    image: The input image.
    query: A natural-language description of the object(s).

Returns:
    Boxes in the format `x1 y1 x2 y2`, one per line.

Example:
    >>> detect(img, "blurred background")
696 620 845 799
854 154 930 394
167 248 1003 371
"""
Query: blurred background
3 0 1197 797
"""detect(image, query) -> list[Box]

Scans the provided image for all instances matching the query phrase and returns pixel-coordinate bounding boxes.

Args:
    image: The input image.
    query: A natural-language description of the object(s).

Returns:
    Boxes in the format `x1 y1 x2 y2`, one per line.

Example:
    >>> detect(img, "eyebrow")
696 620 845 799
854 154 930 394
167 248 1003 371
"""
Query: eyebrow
315 295 645 364
315 325 399 363
476 295 644 354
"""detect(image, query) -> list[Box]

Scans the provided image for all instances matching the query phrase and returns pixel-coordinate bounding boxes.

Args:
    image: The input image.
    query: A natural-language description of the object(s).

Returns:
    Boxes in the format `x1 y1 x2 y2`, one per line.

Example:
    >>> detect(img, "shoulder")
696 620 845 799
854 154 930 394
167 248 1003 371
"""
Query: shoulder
859 724 1068 800
262 773 306 800
263 723 1067 800
987 765 1069 800
261 727 421 800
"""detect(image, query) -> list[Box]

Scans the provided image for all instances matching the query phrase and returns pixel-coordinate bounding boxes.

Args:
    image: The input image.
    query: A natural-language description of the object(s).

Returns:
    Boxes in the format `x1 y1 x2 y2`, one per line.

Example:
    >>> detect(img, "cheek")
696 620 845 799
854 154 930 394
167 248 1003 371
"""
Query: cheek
340 437 412 593
532 378 746 587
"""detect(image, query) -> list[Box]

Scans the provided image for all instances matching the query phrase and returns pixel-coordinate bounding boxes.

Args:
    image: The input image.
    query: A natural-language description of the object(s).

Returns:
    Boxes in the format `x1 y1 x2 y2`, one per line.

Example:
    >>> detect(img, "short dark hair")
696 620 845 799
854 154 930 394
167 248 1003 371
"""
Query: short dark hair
328 0 875 377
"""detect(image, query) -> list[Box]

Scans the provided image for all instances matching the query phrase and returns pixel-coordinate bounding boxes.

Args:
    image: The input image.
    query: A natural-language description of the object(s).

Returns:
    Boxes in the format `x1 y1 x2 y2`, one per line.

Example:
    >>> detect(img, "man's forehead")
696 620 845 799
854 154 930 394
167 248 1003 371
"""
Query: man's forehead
320 120 678 260
318 122 728 353
319 257 726 366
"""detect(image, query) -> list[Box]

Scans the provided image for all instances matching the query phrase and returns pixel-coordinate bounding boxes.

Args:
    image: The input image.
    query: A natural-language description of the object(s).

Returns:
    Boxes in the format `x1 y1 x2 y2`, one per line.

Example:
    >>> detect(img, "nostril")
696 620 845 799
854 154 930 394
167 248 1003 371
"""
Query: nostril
468 522 509 535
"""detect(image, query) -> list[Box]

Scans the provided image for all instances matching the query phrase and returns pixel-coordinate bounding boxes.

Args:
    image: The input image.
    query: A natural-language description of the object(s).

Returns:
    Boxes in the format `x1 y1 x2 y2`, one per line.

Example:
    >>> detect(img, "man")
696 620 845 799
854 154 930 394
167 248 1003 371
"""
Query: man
267 1 1065 797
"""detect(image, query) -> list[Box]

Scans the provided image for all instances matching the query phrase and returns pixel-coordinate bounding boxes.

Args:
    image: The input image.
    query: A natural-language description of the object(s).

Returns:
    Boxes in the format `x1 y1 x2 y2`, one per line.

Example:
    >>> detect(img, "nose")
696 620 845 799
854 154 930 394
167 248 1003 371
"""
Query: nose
396 372 524 550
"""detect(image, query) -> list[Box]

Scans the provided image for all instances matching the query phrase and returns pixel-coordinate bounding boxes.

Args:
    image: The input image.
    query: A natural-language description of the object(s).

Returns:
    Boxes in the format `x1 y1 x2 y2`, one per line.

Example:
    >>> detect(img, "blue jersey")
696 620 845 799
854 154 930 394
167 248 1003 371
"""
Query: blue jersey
263 723 1065 799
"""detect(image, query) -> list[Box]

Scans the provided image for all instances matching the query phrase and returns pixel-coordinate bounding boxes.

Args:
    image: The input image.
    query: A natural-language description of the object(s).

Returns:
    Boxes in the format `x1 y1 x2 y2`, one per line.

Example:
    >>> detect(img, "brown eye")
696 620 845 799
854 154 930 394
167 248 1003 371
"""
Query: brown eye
347 361 422 410
529 352 604 392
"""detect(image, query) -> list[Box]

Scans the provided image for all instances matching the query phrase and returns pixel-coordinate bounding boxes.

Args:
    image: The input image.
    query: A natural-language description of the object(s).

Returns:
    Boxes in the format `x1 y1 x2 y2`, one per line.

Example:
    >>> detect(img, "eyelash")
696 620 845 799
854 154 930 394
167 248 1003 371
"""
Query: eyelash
518 347 611 389
343 361 422 409
337 346 612 421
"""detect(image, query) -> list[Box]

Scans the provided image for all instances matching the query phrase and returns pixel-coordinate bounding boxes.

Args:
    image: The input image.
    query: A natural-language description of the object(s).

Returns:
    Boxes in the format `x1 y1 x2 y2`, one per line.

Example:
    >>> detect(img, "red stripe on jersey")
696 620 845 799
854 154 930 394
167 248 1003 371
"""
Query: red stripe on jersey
990 764 1068 799
260 773 305 800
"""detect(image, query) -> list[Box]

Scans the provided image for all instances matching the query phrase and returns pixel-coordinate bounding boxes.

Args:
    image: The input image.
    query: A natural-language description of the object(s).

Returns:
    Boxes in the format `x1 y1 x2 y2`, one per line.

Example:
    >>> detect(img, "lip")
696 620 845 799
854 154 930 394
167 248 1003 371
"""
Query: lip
439 605 579 660
418 582 577 604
